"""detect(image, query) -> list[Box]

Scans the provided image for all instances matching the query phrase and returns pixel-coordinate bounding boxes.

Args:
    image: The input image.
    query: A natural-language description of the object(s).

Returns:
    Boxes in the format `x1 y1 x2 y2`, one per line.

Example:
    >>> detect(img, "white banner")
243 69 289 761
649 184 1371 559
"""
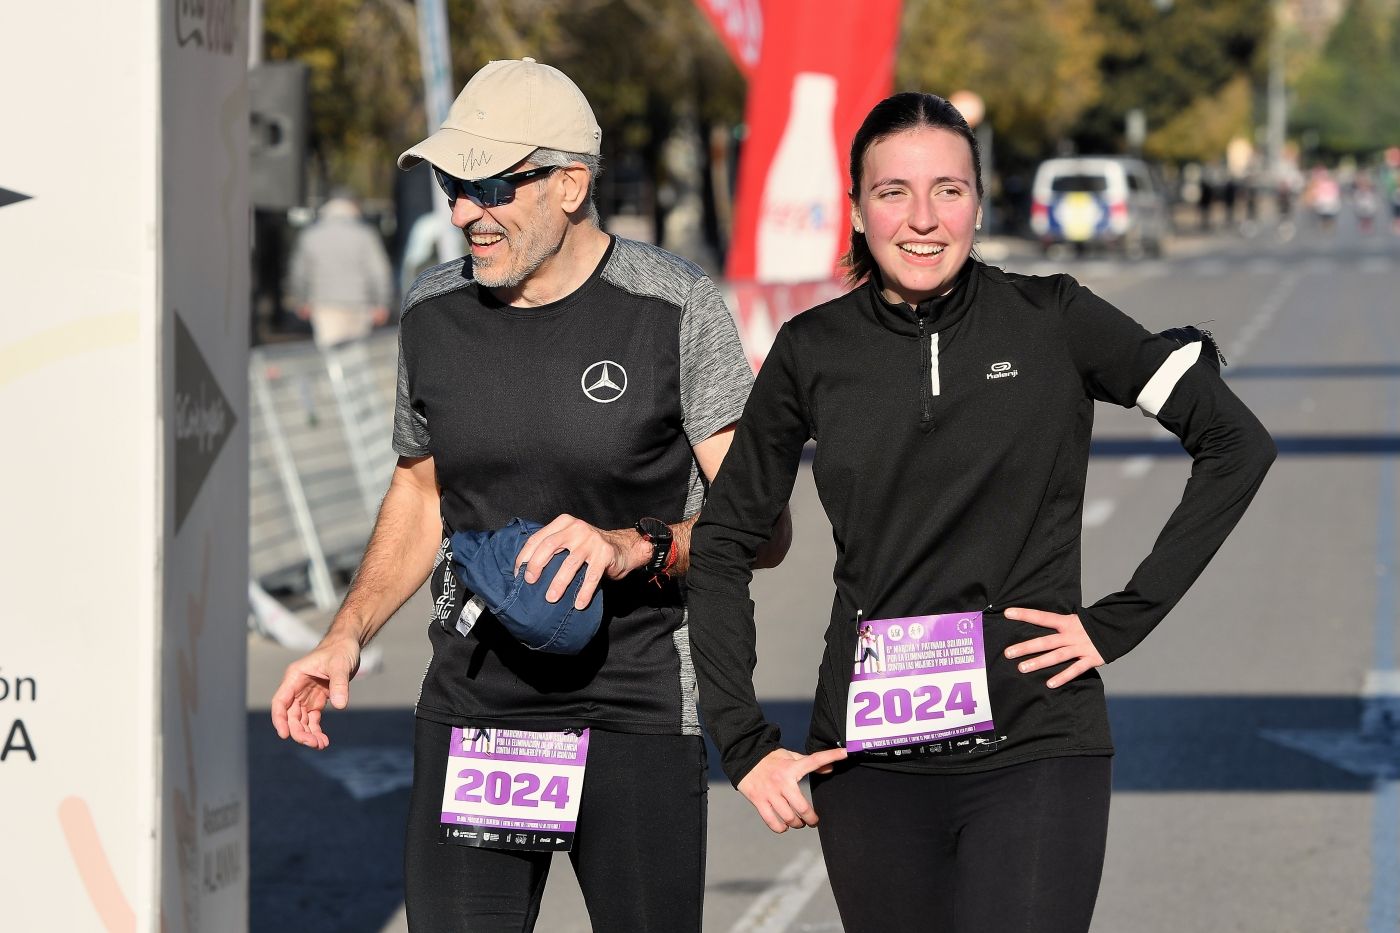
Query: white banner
0 2 249 929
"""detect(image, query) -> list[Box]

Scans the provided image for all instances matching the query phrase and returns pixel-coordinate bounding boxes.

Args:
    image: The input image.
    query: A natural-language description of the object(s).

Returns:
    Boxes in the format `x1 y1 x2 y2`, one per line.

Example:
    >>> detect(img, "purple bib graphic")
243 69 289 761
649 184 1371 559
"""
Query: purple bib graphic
845 612 995 752
439 727 589 851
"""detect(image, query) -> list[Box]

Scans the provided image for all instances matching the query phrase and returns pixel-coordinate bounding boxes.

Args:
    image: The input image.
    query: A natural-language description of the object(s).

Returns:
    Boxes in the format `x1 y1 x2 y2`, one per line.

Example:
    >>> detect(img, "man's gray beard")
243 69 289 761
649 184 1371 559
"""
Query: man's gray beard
472 199 561 290
474 242 558 289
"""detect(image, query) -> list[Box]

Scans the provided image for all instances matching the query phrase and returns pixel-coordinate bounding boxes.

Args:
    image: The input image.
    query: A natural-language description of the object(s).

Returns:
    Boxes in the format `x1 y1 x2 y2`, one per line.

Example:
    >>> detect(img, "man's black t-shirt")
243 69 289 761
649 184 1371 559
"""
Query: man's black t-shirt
394 236 753 735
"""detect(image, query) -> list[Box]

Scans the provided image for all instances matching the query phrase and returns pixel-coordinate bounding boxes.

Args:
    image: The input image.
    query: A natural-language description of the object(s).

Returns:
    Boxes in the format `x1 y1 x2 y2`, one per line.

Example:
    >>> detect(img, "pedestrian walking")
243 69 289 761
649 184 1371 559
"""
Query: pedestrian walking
687 92 1276 933
1383 149 1400 235
271 58 788 933
287 190 393 348
1303 165 1341 234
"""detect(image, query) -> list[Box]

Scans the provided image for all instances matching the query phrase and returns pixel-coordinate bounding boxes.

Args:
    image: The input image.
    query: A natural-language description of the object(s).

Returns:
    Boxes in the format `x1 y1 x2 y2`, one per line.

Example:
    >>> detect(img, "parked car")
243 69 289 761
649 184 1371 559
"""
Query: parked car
1029 156 1168 257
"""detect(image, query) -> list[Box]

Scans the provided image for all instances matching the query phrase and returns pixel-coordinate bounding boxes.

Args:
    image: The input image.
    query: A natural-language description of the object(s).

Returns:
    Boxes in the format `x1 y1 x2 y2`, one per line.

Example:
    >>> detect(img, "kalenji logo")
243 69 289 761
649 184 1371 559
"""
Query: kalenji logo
986 361 1018 380
581 361 628 403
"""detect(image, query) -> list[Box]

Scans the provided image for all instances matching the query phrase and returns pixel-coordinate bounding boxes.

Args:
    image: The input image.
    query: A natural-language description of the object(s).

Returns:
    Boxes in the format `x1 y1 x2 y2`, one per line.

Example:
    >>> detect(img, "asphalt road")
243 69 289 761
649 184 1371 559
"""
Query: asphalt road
247 213 1400 932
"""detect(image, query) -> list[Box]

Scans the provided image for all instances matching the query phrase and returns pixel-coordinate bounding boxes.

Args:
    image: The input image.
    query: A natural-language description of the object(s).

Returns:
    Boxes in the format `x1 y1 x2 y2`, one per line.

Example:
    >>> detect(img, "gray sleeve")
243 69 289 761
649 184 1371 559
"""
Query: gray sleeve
679 276 753 445
392 327 431 457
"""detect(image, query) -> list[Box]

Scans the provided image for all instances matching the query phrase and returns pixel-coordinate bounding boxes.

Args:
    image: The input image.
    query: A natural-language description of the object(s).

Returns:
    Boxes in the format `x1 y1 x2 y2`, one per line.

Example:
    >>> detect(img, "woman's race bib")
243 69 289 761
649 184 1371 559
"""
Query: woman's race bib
845 612 995 752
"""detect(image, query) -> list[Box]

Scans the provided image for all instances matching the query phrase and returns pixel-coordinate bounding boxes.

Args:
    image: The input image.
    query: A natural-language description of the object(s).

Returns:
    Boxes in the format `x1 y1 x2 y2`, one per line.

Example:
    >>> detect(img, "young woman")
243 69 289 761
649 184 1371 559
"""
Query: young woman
687 93 1275 933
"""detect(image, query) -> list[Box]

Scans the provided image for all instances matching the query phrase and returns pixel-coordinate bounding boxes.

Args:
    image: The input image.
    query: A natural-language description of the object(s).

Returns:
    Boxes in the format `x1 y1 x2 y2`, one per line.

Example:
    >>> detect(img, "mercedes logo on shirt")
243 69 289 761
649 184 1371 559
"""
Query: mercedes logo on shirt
581 360 628 403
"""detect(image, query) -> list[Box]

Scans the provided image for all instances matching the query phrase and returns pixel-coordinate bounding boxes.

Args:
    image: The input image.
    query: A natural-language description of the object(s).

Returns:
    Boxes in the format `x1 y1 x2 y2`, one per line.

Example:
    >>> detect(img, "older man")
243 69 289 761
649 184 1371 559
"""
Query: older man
271 58 787 932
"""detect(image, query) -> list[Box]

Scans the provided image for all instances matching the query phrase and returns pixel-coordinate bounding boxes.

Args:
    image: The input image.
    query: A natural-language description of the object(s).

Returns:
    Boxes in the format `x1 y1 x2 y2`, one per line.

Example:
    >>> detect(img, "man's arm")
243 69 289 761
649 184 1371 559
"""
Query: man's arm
692 426 791 570
514 426 793 607
270 454 441 749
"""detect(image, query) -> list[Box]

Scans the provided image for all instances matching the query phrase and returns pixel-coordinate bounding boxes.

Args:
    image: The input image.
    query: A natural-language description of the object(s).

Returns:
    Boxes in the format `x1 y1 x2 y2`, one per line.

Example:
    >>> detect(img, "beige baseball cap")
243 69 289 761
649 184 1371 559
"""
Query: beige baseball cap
397 58 602 180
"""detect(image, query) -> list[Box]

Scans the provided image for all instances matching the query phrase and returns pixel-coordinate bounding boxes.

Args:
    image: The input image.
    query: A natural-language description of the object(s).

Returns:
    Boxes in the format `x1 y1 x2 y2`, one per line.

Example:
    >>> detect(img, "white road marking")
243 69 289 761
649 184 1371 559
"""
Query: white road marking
299 746 415 801
1083 499 1116 528
1122 455 1155 479
1226 269 1300 364
728 847 830 933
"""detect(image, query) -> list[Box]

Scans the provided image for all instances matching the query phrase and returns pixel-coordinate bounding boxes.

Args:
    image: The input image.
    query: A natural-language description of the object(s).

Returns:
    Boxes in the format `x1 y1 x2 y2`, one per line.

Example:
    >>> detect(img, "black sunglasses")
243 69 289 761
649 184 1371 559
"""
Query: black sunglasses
433 165 559 208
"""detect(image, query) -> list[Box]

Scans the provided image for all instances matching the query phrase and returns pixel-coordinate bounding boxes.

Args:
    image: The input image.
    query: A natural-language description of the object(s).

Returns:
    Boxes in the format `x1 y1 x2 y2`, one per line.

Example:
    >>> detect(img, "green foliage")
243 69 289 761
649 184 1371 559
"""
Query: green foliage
897 0 1104 163
1072 0 1270 161
896 0 1272 166
263 0 421 197
260 0 741 201
1291 0 1400 155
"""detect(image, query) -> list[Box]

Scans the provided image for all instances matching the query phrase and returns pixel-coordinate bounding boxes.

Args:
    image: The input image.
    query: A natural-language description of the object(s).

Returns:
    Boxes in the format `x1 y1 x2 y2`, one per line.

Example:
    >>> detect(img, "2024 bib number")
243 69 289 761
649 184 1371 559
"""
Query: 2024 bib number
454 769 572 810
851 681 978 728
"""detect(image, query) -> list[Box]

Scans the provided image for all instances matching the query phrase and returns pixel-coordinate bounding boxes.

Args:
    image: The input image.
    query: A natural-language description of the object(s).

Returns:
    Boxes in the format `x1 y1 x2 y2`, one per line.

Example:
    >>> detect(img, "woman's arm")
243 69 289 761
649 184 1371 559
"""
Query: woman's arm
1056 281 1277 663
688 326 815 786
1077 355 1276 661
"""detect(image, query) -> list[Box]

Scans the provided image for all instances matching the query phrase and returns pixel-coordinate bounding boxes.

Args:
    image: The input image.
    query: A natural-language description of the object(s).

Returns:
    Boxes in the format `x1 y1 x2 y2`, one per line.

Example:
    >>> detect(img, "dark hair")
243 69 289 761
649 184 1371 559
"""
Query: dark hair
842 92 983 286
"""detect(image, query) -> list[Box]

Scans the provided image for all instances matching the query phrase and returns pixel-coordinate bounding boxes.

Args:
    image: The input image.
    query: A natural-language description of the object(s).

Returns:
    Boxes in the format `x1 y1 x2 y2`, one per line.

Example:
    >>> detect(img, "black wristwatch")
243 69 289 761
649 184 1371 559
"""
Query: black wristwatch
635 517 674 575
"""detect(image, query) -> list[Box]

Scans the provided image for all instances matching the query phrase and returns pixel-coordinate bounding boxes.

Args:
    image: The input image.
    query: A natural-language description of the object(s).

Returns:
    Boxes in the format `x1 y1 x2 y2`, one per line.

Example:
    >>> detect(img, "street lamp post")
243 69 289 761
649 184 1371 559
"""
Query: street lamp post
1266 0 1287 182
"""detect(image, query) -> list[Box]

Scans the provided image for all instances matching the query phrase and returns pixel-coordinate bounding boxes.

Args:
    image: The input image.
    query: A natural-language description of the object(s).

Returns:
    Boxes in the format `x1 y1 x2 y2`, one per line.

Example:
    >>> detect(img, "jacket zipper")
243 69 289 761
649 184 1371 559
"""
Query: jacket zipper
917 315 935 432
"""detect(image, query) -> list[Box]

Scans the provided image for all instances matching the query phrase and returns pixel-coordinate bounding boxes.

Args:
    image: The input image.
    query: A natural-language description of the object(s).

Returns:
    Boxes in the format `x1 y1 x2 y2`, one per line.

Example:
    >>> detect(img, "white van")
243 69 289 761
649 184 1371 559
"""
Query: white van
1029 156 1169 257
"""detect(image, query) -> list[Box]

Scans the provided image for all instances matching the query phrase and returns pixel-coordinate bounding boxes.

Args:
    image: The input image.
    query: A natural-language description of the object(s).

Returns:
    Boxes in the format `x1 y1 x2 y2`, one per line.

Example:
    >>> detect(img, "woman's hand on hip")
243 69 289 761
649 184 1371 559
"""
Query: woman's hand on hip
1003 607 1105 689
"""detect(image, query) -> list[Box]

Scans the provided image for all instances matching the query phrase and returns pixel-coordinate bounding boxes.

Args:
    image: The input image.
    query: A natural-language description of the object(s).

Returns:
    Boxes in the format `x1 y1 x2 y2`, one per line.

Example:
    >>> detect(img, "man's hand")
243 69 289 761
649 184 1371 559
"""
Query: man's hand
1003 607 1106 689
737 747 848 834
514 514 646 610
270 631 362 750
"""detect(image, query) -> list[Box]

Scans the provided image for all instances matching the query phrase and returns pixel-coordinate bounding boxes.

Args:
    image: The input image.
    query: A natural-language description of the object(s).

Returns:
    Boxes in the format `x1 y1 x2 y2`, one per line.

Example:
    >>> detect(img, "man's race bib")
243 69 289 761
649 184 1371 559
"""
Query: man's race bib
439 727 588 851
845 612 994 753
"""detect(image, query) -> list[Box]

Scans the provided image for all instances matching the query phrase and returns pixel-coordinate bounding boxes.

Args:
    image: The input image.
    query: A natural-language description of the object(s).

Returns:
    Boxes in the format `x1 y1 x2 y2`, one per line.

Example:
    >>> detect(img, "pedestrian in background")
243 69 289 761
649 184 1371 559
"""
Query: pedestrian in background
688 91 1275 933
1303 165 1341 234
1377 149 1400 235
287 189 393 348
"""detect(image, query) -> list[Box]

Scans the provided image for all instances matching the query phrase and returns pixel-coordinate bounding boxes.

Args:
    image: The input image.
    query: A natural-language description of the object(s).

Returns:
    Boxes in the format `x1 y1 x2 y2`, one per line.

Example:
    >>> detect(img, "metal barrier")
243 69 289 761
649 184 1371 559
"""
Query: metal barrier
248 333 398 610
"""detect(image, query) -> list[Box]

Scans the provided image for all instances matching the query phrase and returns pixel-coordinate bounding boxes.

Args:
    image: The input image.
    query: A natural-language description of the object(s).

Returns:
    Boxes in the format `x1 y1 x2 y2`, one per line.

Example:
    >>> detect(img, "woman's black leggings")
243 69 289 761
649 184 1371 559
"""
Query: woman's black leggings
403 719 707 933
810 755 1112 933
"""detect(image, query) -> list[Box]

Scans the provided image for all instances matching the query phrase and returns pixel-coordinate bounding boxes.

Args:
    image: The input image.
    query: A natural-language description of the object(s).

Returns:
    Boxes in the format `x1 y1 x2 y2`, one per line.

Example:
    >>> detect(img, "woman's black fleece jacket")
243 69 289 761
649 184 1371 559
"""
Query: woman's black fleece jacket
687 261 1276 786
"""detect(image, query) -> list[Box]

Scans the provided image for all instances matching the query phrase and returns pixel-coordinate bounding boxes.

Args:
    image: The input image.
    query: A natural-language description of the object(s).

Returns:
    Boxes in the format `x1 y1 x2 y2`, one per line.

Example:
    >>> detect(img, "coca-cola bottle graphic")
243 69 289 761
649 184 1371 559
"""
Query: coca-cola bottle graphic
756 72 842 283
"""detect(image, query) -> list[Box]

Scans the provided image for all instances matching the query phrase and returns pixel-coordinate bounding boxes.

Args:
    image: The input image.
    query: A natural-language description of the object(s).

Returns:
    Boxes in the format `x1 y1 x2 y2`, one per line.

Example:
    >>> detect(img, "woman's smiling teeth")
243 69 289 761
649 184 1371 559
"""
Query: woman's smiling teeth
900 242 945 256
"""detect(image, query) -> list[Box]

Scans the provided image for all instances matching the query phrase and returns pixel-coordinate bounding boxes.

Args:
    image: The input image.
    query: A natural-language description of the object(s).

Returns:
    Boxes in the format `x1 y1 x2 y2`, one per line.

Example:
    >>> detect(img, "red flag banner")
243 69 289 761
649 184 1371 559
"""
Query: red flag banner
725 280 848 370
692 0 764 77
721 0 903 284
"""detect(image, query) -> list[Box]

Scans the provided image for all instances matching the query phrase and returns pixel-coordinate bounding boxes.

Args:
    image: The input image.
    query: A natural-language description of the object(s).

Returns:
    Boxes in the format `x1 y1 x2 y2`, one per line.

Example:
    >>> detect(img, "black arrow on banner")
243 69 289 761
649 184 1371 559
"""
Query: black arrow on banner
0 187 33 209
173 312 237 533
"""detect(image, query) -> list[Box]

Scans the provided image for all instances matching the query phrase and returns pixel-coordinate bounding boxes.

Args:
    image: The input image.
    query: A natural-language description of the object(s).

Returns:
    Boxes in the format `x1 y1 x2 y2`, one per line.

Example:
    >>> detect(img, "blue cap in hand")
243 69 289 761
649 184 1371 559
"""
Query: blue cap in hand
448 518 604 654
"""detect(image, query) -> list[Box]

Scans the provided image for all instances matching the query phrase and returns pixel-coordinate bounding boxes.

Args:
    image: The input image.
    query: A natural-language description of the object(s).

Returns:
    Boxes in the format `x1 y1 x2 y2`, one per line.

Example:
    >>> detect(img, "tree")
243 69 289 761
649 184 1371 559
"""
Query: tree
897 0 1104 165
543 0 745 247
1291 0 1400 156
1072 0 1270 162
262 0 743 250
263 0 423 197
